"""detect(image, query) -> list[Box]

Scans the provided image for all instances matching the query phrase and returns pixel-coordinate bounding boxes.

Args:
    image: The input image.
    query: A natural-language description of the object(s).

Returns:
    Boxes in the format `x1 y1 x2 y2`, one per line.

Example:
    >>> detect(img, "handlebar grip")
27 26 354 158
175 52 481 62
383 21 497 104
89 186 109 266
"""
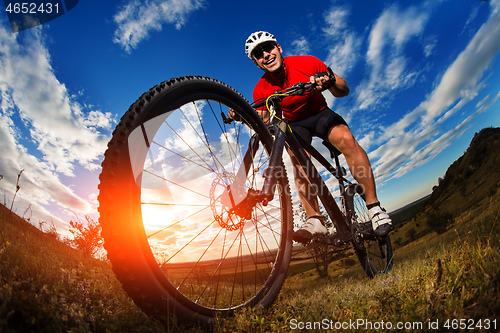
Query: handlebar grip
313 71 330 79
313 67 336 91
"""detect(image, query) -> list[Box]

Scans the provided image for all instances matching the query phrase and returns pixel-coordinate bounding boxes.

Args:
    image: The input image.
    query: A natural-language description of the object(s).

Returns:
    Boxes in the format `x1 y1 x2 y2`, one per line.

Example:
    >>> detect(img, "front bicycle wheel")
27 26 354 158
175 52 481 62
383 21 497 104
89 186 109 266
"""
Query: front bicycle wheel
98 76 293 326
345 184 393 278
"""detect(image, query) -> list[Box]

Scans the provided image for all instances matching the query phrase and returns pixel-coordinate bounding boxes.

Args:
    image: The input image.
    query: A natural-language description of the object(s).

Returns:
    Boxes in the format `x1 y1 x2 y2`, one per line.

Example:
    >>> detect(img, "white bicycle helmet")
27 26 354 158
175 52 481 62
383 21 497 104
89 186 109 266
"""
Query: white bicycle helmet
245 31 277 59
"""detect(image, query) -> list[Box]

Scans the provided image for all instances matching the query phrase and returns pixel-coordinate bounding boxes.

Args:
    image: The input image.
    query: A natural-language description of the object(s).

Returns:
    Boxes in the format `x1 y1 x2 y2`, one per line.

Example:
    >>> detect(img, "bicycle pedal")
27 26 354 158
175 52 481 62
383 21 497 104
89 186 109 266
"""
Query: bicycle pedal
311 234 344 246
355 225 378 241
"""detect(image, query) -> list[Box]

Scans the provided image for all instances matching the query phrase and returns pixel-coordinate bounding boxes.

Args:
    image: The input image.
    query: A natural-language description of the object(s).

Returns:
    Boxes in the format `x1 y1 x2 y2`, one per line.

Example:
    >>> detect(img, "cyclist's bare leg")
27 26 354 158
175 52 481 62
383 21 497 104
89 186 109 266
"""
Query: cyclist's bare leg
289 150 321 218
327 125 378 206
289 149 328 242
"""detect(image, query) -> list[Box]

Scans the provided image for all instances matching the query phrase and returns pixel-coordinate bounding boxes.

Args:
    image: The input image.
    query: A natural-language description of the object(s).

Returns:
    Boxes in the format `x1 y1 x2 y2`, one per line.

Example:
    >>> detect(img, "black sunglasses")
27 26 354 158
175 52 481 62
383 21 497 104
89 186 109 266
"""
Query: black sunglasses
252 42 277 59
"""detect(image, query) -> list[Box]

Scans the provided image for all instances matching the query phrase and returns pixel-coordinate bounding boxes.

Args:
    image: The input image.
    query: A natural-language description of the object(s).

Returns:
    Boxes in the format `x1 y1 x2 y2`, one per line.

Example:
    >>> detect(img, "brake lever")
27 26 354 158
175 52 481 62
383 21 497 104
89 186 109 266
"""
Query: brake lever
304 81 316 92
284 81 315 96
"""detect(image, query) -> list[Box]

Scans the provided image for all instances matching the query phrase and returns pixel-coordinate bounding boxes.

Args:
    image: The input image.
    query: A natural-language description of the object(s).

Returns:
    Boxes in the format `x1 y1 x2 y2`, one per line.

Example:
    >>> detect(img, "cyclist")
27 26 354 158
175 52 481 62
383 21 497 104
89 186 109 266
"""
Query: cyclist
243 31 392 241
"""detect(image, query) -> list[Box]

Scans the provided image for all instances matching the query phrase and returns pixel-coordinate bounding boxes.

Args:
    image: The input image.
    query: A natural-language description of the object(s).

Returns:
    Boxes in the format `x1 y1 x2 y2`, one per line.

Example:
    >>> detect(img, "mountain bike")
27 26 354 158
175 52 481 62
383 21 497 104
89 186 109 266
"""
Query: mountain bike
98 76 393 326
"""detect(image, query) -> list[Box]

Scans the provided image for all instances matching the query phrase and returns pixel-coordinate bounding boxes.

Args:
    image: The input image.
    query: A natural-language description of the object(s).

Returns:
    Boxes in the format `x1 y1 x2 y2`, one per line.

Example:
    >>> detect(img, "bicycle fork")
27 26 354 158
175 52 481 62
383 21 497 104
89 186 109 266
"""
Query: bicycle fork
221 121 287 220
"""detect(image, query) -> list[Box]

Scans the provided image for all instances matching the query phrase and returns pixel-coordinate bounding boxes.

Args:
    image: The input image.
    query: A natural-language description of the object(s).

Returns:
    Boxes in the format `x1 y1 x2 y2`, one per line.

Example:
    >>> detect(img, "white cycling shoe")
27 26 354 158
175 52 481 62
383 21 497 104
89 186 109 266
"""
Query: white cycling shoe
369 205 392 237
293 217 328 243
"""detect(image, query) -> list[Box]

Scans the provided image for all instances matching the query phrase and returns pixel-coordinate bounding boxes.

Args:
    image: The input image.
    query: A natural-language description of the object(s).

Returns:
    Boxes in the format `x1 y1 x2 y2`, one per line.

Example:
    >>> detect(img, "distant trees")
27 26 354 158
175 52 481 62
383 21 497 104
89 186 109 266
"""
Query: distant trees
67 215 105 260
308 243 337 278
405 227 418 242
426 211 454 234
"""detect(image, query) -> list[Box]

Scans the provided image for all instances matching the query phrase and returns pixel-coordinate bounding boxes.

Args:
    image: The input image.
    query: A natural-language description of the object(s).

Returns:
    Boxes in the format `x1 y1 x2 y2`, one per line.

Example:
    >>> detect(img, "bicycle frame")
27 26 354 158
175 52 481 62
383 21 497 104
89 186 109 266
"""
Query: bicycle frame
230 115 354 244
285 122 353 240
276 118 354 241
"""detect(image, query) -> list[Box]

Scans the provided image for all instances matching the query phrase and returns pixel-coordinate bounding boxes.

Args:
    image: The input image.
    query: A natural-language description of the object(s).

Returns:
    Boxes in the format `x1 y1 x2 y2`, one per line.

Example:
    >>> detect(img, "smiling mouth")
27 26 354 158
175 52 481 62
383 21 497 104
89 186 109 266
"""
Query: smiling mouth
265 58 275 66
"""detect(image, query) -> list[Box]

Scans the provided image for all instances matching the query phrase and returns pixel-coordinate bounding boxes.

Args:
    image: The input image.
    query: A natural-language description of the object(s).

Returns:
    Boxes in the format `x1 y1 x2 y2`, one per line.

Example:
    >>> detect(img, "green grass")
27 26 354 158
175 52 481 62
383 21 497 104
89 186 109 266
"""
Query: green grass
1 194 498 333
1 198 498 332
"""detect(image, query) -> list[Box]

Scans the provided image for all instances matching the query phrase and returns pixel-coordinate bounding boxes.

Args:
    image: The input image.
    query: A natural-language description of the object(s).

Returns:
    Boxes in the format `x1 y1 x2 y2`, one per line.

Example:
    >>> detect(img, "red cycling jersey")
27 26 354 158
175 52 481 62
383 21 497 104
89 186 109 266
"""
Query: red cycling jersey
253 55 329 121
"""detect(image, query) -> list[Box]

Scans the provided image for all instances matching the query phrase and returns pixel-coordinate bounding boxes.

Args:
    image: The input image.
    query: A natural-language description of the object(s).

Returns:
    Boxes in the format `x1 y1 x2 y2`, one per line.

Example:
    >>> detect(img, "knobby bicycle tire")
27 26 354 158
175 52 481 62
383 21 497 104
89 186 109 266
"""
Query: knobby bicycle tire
98 76 293 326
345 184 393 277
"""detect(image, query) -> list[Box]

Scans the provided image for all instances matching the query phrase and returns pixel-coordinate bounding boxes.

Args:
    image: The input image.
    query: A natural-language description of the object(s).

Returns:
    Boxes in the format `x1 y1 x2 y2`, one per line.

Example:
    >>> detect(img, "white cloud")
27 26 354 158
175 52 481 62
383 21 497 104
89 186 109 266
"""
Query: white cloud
323 7 349 33
461 5 480 37
367 5 427 62
113 0 205 53
324 33 361 78
477 91 500 113
370 123 466 185
0 116 86 232
322 6 361 77
369 0 500 183
421 10 500 124
356 4 429 111
0 21 114 229
0 27 114 176
423 38 437 57
289 36 310 55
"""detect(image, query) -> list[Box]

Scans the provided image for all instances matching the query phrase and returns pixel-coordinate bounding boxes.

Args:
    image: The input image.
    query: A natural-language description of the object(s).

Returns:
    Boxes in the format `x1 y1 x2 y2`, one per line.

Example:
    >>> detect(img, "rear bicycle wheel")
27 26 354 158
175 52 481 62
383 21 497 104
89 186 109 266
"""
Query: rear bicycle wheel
345 184 393 278
98 76 293 325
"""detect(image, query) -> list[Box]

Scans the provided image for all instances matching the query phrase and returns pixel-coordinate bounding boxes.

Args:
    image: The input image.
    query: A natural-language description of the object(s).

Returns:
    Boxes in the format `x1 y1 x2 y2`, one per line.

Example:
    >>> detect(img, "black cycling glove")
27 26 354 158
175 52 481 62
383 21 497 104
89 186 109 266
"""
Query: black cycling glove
313 67 336 91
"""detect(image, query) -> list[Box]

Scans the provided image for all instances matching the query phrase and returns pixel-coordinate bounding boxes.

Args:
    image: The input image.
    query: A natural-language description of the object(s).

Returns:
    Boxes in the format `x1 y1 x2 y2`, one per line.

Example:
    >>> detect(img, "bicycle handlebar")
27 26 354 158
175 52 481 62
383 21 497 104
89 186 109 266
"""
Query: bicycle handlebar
252 68 335 109
252 81 316 109
223 71 333 124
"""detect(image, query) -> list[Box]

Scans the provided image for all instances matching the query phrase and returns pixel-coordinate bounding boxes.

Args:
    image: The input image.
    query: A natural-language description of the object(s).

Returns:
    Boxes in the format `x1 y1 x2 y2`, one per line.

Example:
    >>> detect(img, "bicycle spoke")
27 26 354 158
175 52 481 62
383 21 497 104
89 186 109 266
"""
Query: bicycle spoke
177 226 224 291
146 205 210 239
143 169 209 200
209 102 240 166
182 102 228 175
163 120 216 172
152 139 214 174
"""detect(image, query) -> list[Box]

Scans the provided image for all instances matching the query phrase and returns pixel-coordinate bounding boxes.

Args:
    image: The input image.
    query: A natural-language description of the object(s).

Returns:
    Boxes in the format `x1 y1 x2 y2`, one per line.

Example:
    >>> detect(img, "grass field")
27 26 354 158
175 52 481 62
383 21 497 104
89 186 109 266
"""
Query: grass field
2 186 497 332
218 189 500 332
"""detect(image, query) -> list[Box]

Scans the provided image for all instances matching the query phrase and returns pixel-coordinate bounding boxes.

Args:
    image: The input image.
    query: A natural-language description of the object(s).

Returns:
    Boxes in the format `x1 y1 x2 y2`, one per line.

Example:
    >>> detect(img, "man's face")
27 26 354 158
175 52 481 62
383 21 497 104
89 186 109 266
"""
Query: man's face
252 42 284 74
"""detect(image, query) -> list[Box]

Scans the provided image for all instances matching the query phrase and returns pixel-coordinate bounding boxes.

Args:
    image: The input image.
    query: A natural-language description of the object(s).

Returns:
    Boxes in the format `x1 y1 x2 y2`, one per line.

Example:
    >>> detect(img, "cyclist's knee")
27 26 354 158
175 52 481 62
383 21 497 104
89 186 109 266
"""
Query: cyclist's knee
328 125 357 153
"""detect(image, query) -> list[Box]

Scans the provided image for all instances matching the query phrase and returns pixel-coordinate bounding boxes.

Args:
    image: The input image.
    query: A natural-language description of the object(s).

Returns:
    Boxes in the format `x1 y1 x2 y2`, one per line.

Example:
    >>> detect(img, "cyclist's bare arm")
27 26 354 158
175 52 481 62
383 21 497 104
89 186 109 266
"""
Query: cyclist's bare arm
255 107 271 124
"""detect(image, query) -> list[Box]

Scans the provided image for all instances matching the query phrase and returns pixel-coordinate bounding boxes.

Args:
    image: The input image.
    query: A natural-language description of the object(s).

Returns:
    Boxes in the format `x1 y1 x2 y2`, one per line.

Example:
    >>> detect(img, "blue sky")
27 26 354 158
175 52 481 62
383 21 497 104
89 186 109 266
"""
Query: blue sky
0 0 499 236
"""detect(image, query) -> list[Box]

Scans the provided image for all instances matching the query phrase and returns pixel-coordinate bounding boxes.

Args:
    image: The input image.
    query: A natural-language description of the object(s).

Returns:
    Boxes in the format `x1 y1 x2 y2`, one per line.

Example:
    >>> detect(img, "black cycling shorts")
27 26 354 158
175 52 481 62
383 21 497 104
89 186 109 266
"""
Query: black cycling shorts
288 107 348 144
